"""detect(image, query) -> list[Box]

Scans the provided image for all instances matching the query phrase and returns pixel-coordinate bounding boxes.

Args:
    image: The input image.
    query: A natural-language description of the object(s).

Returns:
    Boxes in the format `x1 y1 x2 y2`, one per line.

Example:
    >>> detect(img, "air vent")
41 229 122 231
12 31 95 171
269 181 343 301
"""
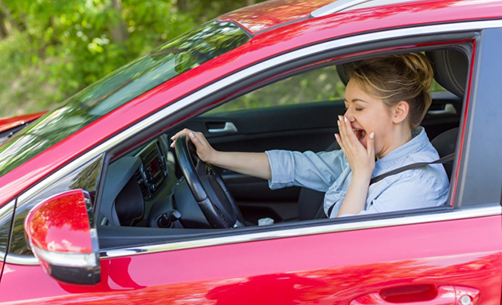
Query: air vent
134 170 151 199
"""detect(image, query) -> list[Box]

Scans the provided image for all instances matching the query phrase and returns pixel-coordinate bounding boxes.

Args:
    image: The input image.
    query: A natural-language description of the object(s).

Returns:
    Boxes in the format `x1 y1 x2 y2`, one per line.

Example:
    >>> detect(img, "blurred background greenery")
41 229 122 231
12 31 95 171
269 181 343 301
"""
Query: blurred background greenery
0 0 444 118
0 0 265 117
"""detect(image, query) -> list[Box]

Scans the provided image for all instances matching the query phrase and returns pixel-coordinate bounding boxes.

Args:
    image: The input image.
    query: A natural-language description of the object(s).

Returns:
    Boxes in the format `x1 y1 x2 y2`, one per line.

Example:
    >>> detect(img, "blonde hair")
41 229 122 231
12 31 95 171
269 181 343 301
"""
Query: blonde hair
346 53 434 128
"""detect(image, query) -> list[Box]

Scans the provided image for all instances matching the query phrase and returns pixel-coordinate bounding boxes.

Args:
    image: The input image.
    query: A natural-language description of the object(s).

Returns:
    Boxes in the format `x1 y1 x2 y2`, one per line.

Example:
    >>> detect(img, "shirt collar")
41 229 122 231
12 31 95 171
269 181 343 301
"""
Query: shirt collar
373 127 429 175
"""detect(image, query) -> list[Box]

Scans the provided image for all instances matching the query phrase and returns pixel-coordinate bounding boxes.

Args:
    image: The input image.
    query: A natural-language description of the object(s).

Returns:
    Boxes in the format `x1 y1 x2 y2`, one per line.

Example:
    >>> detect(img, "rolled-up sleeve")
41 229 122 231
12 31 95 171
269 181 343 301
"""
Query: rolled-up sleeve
266 150 347 192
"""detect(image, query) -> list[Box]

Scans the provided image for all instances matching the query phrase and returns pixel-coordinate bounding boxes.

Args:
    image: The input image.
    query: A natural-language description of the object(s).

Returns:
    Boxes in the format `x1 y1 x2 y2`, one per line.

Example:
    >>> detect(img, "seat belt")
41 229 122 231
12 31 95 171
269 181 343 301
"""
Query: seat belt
369 152 455 185
326 153 454 217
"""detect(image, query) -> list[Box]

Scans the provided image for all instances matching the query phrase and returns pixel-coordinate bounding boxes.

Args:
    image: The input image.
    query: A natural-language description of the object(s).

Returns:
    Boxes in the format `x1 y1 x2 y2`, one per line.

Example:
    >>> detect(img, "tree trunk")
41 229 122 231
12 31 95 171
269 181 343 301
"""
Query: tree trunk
0 11 8 39
109 0 128 43
0 0 23 33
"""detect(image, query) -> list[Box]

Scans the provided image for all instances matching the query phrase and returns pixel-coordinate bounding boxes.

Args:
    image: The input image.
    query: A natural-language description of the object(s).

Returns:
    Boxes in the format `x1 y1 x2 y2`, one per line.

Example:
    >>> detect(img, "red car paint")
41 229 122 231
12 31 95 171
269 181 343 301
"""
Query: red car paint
25 190 93 254
1 0 502 304
0 0 501 208
0 112 45 133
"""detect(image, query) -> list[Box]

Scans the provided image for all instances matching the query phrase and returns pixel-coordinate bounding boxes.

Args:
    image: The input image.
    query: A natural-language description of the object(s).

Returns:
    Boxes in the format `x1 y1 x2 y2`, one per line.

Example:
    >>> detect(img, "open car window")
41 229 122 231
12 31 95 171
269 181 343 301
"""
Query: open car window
90 45 468 250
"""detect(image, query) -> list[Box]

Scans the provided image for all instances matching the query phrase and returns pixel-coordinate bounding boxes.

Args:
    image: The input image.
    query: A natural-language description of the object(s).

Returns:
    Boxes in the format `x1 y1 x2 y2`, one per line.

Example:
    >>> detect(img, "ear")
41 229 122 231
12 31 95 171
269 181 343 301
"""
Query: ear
392 101 409 124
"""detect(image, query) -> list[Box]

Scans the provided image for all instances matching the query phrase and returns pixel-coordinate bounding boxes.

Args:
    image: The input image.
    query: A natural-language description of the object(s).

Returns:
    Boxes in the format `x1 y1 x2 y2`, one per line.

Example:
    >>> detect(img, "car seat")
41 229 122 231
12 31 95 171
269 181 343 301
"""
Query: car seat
298 49 467 220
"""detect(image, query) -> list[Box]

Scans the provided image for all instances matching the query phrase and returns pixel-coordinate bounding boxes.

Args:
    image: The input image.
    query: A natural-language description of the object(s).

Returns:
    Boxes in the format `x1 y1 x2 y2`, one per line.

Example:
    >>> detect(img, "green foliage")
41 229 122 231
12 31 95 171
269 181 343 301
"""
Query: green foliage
0 0 206 117
0 0 440 118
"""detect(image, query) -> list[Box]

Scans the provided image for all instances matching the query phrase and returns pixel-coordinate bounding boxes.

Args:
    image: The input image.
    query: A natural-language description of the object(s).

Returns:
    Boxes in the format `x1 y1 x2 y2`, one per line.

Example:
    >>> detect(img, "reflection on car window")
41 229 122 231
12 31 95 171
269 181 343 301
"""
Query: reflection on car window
0 21 250 178
8 154 103 257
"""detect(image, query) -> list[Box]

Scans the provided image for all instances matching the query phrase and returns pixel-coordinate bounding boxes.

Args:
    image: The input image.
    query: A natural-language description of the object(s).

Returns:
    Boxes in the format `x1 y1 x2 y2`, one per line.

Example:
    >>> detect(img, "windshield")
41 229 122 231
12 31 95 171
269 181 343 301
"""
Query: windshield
0 21 250 178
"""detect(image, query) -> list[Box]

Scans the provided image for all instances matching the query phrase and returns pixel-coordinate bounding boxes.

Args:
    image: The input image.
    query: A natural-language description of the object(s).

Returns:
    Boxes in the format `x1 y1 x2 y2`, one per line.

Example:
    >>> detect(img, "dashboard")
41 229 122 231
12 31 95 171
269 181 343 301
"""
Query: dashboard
99 135 178 227
134 140 168 201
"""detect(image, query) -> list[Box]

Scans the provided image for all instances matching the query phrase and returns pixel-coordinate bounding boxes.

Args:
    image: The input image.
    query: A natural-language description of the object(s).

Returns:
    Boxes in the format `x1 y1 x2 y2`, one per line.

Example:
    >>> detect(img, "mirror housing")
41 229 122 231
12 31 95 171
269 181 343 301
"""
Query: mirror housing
24 189 101 285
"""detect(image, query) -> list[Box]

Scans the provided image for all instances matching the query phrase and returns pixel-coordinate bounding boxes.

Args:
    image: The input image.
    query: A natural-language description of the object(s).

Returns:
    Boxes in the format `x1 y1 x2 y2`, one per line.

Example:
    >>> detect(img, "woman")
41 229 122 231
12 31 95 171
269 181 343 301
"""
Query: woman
172 53 450 218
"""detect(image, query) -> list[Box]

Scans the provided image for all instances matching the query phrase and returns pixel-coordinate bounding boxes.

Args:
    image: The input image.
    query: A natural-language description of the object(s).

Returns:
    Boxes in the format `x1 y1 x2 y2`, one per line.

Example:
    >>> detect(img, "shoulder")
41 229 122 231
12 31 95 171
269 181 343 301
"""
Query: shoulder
371 166 449 211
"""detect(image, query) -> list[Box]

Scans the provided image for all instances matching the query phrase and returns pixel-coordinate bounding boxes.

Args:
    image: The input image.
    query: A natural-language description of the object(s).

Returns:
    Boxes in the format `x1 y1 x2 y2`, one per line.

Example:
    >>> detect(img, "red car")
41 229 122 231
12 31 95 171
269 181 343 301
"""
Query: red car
0 0 501 303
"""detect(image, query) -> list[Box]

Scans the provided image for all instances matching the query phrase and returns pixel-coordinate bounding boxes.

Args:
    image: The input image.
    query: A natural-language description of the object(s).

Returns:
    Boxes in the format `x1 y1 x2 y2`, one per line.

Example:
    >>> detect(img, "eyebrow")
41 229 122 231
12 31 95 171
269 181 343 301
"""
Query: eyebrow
344 98 369 103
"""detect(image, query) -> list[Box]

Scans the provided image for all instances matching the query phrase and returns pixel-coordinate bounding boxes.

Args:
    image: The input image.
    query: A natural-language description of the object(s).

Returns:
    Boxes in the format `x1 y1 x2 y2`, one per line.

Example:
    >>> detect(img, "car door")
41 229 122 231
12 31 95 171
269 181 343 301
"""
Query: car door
94 26 502 304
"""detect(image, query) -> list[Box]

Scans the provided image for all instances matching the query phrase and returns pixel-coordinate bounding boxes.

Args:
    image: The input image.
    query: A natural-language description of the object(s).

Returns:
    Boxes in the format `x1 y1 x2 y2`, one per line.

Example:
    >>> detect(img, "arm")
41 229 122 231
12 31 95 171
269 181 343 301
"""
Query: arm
171 129 272 180
334 116 375 216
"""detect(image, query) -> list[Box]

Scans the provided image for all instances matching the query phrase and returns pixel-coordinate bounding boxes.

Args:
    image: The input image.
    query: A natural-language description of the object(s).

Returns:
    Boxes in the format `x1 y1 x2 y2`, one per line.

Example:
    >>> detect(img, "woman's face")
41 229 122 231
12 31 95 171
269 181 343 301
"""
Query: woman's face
343 79 400 158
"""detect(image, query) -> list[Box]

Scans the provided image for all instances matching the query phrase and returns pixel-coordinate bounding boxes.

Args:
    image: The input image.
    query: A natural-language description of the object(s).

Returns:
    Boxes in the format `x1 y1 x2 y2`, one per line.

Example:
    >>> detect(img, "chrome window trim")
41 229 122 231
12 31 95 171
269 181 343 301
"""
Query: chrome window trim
0 200 15 261
11 204 501 264
102 204 502 259
311 0 421 17
11 20 502 265
0 199 15 226
5 253 39 265
311 0 372 17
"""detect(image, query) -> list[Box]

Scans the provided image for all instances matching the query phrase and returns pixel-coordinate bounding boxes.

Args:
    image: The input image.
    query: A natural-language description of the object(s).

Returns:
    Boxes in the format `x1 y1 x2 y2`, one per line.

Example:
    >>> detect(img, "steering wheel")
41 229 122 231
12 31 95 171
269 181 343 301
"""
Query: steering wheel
174 135 245 229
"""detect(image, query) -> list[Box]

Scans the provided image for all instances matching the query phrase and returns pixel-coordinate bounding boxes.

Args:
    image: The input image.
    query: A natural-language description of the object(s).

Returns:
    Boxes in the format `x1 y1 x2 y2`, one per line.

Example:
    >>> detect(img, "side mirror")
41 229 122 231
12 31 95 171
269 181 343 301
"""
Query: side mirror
24 189 100 285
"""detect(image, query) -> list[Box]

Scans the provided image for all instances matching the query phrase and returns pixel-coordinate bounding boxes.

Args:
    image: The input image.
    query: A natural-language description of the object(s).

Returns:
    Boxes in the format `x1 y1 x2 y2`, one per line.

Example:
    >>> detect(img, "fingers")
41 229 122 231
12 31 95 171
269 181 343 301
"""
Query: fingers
366 132 375 157
170 128 197 148
170 128 215 162
336 115 358 151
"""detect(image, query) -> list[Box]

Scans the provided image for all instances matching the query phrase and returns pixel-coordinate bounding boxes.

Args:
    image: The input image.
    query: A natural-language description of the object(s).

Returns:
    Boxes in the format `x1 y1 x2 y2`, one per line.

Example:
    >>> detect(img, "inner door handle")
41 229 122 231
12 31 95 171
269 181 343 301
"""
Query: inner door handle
207 122 238 134
349 285 479 305
428 103 457 115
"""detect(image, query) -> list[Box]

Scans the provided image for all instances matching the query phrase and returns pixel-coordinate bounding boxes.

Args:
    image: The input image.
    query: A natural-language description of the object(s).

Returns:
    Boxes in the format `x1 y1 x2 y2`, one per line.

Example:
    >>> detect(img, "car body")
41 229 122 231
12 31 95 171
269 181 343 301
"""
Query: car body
0 112 45 145
1 0 502 303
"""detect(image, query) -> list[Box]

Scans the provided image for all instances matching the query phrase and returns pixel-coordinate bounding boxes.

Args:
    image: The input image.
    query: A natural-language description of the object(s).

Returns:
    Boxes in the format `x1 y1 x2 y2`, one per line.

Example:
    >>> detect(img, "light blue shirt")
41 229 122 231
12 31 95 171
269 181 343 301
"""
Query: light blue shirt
266 127 449 217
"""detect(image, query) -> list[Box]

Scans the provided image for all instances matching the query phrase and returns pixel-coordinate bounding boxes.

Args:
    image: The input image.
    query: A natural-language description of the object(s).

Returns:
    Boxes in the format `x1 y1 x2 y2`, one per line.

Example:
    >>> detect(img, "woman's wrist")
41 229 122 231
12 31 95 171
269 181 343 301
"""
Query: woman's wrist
351 170 372 182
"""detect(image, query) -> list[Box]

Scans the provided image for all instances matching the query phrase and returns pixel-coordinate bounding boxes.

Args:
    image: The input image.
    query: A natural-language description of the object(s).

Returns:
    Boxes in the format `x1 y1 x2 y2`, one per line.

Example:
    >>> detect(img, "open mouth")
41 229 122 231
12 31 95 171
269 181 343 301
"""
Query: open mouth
352 127 366 144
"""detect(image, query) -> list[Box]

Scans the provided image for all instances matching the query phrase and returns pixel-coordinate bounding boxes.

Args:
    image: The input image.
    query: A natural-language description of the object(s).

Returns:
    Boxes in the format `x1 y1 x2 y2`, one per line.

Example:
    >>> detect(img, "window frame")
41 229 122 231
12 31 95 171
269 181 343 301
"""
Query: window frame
8 21 502 264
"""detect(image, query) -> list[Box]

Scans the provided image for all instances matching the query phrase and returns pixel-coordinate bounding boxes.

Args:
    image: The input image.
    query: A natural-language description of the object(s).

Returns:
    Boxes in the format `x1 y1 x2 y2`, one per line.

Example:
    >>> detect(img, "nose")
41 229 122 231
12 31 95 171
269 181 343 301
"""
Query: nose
343 109 355 122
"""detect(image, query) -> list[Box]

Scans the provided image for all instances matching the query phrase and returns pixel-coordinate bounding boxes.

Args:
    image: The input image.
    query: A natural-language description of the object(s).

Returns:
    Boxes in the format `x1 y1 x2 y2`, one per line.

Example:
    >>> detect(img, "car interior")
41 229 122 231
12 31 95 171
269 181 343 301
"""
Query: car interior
96 46 468 249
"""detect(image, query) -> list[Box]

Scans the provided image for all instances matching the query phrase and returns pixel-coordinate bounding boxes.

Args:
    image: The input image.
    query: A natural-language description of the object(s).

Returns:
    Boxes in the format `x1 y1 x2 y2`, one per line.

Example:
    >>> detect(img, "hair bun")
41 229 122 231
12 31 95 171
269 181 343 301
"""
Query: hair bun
347 52 434 128
399 53 434 91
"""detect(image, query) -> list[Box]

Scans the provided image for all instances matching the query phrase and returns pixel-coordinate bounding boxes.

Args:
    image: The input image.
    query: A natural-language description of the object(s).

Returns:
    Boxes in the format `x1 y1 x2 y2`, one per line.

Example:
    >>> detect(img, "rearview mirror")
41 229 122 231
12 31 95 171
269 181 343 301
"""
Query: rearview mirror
24 189 100 285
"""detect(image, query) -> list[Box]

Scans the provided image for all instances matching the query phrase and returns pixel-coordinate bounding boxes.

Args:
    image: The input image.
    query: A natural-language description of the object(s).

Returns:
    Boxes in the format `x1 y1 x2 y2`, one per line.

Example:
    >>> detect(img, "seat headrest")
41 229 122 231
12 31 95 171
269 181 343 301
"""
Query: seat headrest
425 49 468 98
336 49 468 98
336 62 349 86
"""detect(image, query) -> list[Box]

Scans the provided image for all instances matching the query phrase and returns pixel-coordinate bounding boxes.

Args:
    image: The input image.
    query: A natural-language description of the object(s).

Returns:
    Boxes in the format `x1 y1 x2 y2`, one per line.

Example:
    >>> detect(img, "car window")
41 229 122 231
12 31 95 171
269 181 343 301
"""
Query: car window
8 154 103 257
0 21 250 179
206 65 345 114
90 47 467 250
206 60 446 114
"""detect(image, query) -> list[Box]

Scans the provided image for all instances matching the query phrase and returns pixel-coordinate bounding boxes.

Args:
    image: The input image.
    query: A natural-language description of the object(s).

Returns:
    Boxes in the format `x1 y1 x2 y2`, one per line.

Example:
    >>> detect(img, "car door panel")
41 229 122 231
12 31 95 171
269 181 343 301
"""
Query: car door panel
3 212 500 303
97 214 502 304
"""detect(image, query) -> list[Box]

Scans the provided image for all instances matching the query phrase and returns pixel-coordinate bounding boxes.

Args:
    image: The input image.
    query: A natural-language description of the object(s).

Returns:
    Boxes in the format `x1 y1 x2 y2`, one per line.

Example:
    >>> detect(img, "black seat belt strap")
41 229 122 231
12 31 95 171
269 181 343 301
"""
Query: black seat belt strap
369 152 455 185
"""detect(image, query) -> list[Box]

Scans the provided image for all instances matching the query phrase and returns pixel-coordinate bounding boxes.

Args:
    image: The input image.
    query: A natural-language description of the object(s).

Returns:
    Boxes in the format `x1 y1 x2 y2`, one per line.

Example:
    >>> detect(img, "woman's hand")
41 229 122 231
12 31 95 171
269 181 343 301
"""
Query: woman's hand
334 115 375 179
171 128 272 180
334 115 375 216
171 129 216 163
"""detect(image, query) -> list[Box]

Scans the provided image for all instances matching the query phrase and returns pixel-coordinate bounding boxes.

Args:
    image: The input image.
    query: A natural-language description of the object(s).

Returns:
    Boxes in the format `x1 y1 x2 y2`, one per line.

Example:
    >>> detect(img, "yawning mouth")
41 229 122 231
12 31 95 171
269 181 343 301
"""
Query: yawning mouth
352 127 366 144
